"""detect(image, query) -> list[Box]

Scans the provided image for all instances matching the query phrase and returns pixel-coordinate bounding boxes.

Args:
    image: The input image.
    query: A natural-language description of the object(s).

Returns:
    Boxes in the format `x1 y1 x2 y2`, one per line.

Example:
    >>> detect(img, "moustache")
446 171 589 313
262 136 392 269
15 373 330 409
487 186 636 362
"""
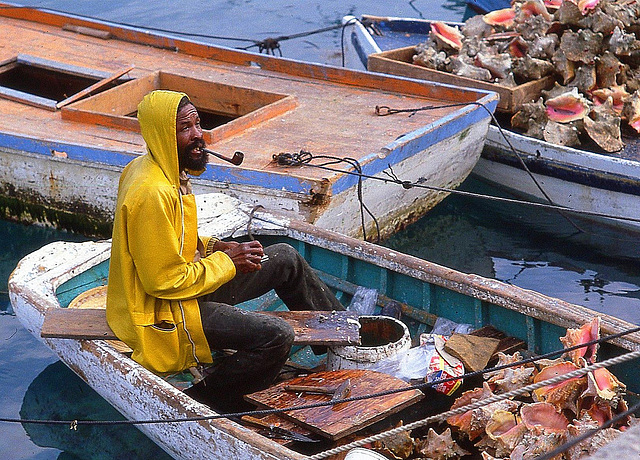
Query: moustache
187 139 206 153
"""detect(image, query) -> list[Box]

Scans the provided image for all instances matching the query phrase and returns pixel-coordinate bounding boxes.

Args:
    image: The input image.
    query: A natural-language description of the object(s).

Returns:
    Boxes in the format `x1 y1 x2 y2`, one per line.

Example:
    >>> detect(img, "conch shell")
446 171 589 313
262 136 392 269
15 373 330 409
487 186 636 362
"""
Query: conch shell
545 88 591 123
430 22 463 51
521 402 569 433
483 8 516 28
414 427 470 460
560 317 600 365
533 361 587 414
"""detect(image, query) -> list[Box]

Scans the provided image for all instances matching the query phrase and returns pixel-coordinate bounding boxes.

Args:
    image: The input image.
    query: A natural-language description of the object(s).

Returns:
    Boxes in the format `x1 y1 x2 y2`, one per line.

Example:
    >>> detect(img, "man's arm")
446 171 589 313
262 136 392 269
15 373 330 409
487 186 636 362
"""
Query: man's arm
128 189 235 300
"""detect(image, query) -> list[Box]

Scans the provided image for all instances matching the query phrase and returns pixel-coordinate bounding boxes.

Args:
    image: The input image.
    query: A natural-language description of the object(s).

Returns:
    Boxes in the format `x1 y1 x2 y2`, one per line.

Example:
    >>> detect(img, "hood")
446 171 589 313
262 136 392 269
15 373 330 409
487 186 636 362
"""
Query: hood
137 90 188 187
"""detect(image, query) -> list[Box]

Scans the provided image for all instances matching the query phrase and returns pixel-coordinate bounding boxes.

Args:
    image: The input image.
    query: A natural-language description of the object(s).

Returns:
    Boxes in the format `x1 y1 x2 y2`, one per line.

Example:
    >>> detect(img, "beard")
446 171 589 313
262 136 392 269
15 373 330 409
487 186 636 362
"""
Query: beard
178 138 208 172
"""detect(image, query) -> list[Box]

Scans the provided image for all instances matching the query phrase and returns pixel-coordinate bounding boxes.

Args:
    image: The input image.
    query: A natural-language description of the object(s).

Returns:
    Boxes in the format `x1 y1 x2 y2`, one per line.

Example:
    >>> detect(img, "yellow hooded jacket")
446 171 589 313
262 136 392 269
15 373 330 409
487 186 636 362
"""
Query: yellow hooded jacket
106 90 236 374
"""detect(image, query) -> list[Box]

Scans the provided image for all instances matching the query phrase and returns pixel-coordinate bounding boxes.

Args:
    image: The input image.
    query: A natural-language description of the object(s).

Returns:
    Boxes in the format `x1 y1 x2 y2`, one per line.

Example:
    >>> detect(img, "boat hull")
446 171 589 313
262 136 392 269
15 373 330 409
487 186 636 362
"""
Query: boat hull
0 114 488 239
480 127 640 232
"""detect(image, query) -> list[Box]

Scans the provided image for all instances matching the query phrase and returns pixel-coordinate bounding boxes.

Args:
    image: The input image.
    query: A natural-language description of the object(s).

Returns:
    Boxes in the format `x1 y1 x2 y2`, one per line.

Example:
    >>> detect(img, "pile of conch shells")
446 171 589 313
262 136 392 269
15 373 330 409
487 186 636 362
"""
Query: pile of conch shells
412 0 640 152
369 317 635 459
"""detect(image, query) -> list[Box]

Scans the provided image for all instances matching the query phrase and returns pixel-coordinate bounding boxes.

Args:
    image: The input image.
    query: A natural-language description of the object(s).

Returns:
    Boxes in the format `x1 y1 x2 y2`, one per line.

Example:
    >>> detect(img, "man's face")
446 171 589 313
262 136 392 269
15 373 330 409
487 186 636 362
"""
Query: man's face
176 102 207 171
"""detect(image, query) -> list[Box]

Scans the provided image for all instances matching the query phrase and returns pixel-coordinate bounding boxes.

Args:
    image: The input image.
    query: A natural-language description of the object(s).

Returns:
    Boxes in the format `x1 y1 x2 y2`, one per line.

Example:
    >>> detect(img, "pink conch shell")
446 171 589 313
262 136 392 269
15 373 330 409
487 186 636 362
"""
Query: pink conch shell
544 0 563 9
622 90 640 133
521 0 552 20
414 427 470 460
560 317 600 364
578 0 600 14
592 86 629 114
483 8 516 28
372 421 413 459
447 382 494 439
567 415 621 459
543 120 581 147
430 22 463 50
585 367 626 403
508 36 527 58
521 402 569 433
596 51 624 89
584 401 613 425
545 89 591 123
533 361 587 413
552 50 576 85
570 64 597 95
584 98 625 153
487 366 535 394
447 382 520 441
560 29 604 64
485 410 526 457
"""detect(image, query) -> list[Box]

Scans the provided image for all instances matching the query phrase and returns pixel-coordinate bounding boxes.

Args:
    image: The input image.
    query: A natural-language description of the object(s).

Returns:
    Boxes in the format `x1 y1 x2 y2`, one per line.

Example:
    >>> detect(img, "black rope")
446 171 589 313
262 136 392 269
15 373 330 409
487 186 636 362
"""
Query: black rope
272 142 640 226
2 324 639 428
238 24 343 55
340 17 360 67
2 4 342 55
273 151 380 241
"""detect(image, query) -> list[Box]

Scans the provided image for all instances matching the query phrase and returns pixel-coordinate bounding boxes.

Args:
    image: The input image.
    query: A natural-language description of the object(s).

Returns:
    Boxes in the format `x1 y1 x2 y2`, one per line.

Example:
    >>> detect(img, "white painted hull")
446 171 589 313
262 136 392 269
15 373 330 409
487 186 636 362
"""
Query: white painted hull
479 127 640 233
0 116 488 239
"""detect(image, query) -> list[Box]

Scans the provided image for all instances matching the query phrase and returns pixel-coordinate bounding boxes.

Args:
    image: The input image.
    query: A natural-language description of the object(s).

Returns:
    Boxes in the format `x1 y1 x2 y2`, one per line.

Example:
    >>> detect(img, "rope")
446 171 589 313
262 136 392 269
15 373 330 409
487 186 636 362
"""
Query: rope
377 102 587 233
274 151 381 241
307 349 640 459
340 17 360 67
272 145 640 226
240 24 343 56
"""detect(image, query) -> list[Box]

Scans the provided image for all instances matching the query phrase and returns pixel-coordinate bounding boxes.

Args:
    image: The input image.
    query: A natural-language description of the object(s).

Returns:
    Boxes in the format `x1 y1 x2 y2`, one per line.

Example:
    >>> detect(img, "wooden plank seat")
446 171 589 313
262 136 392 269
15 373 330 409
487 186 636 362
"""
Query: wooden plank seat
41 307 361 346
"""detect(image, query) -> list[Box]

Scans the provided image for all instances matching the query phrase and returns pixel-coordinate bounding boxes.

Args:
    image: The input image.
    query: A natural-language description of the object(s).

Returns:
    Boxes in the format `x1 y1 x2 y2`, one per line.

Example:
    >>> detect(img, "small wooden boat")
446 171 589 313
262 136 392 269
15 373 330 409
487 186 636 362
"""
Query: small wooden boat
342 15 640 234
9 192 640 459
0 4 498 240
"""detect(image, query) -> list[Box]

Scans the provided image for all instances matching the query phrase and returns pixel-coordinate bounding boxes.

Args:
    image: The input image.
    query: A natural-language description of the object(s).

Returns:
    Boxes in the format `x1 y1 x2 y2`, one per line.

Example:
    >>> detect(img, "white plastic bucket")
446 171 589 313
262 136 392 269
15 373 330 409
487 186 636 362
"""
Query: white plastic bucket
327 315 411 370
344 447 388 459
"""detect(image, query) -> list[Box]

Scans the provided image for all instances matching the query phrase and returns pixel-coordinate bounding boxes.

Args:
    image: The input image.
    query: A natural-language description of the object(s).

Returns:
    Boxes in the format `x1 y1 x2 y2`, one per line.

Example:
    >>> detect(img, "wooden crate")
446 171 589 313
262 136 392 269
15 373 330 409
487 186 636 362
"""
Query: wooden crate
368 46 554 114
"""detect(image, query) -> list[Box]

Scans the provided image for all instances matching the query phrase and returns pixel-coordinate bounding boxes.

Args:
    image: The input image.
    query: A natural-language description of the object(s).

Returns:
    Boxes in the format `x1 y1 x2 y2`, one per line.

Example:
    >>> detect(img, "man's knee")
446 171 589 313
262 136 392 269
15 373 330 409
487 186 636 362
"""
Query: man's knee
267 243 302 267
259 315 295 350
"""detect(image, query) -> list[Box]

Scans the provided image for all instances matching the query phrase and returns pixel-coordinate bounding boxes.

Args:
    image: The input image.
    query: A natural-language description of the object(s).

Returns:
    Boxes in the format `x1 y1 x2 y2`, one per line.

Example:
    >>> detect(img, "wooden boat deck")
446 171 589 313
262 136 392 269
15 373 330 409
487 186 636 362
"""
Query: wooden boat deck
0 6 493 186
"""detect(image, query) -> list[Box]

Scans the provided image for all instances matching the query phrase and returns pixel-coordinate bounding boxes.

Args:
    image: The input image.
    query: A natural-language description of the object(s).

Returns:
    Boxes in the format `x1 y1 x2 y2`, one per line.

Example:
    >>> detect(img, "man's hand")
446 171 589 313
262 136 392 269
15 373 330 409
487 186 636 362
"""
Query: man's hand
222 240 264 273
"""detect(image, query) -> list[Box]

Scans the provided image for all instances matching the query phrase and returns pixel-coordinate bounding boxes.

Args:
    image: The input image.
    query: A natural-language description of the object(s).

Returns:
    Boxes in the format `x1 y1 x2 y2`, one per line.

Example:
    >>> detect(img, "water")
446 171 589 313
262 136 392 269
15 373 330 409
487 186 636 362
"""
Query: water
3 0 640 458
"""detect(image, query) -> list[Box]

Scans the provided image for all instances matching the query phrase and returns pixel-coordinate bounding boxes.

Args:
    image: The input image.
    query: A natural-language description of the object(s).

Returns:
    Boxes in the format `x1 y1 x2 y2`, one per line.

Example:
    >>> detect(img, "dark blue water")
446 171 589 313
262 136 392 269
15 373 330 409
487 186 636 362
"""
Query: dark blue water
3 0 640 458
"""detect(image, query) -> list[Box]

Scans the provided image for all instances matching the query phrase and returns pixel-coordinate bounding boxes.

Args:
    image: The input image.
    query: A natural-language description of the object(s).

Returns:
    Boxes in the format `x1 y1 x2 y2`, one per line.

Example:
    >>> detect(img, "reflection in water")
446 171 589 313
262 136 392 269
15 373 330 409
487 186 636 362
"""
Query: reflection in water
20 362 171 460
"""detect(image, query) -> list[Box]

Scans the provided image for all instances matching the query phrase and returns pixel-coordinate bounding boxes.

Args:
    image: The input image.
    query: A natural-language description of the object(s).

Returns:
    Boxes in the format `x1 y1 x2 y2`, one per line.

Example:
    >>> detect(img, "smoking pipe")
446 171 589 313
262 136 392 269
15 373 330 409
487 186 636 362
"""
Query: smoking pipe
203 148 244 166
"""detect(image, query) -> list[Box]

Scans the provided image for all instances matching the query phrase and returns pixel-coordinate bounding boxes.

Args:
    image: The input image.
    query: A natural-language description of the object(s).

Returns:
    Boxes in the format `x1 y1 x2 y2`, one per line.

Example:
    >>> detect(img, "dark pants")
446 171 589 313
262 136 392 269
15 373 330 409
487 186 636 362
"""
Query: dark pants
185 243 343 412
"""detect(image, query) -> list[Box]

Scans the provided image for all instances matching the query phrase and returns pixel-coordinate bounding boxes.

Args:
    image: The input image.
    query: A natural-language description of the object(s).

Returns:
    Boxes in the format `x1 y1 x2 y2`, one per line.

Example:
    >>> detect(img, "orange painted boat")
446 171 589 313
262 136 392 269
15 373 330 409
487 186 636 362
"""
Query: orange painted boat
0 3 497 239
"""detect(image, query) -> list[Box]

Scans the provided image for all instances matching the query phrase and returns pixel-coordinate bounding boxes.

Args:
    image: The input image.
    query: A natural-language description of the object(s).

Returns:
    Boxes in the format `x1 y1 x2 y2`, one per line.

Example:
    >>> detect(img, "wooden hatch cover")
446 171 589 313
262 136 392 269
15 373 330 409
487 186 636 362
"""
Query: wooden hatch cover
244 369 424 440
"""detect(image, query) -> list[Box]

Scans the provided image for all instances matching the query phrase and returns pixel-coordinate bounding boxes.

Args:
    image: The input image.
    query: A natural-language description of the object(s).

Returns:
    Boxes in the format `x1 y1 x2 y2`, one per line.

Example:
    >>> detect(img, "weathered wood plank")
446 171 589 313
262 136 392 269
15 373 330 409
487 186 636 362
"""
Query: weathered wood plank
56 65 135 109
245 369 424 440
41 307 361 346
368 46 554 113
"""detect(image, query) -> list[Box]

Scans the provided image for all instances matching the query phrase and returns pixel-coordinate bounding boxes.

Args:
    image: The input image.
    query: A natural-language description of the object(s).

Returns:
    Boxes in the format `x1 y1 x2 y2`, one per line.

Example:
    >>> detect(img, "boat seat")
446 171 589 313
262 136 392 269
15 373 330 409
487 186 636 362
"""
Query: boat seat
41 306 361 346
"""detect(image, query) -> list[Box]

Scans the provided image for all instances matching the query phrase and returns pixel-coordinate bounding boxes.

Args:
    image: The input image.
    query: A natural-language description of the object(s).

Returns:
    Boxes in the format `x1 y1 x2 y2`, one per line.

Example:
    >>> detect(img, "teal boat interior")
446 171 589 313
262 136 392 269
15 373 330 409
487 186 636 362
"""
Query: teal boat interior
55 233 640 396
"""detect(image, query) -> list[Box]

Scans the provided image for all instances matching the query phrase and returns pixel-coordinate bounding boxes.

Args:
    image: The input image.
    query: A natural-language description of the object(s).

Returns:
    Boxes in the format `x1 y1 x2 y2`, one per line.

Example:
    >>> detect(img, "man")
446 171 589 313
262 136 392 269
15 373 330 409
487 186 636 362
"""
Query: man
106 90 343 411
